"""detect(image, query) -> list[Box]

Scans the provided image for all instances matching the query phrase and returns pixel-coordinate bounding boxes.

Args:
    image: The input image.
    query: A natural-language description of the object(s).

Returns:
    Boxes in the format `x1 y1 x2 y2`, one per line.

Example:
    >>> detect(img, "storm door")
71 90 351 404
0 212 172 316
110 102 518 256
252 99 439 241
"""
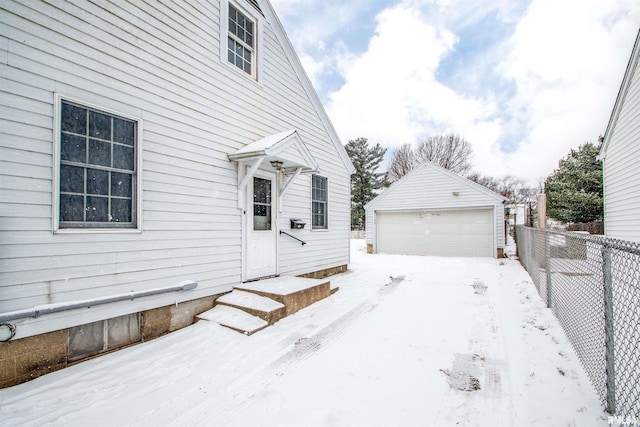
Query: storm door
246 173 277 279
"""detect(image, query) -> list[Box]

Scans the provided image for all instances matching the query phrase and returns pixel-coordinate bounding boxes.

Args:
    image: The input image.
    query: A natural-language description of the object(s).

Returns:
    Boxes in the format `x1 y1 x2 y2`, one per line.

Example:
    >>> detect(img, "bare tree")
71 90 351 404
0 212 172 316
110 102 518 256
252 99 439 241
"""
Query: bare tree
467 172 535 203
386 144 416 183
466 171 499 193
386 133 474 183
497 175 526 201
415 133 473 175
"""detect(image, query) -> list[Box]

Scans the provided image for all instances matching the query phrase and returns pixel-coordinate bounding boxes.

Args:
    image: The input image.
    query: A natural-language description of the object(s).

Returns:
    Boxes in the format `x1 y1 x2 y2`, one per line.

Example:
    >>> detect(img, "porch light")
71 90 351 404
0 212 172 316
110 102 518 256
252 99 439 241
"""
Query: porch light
270 160 283 169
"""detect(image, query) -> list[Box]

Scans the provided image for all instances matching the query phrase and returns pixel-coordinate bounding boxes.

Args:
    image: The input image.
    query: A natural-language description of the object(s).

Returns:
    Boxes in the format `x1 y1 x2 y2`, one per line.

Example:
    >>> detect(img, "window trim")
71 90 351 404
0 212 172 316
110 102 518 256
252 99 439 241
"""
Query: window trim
53 94 143 234
311 174 329 230
220 0 263 82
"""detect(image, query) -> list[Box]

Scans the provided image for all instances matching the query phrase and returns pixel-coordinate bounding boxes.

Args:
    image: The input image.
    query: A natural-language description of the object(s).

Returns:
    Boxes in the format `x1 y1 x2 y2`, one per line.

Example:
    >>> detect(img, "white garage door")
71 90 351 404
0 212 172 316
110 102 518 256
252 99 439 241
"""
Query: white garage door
376 209 495 257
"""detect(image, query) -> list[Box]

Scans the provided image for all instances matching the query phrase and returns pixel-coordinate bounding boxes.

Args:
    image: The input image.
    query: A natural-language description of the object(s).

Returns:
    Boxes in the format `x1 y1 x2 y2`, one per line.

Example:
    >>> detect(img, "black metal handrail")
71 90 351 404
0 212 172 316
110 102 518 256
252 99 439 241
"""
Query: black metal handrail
280 230 306 245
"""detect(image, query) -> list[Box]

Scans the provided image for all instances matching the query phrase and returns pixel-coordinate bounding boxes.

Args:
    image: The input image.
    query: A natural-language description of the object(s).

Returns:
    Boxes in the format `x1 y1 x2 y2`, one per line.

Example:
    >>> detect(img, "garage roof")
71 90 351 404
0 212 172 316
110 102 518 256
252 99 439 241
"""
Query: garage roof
366 161 506 210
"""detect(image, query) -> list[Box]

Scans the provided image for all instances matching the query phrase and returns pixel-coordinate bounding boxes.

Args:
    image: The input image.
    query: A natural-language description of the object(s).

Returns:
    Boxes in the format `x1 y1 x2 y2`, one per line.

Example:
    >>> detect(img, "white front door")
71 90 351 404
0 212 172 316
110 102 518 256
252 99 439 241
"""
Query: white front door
246 173 277 280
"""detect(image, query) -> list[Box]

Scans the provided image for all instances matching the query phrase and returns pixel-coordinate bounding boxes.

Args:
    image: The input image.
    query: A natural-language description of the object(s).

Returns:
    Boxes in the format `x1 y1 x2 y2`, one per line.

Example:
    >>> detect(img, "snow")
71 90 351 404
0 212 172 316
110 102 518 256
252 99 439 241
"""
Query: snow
238 276 327 295
216 290 285 312
0 239 608 426
233 130 296 154
197 305 267 334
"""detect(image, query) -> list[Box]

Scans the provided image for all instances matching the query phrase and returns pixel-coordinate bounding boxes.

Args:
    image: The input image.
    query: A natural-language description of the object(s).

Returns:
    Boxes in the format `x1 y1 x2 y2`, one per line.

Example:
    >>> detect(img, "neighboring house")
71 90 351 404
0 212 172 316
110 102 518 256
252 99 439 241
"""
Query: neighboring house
365 162 506 258
0 0 354 386
599 29 640 243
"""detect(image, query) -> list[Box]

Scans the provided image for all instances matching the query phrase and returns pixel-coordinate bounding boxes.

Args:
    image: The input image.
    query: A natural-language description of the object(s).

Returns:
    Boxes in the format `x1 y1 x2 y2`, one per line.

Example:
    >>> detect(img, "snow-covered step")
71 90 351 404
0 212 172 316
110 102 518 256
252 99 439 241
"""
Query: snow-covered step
236 276 331 316
216 290 286 325
197 305 268 335
330 282 340 295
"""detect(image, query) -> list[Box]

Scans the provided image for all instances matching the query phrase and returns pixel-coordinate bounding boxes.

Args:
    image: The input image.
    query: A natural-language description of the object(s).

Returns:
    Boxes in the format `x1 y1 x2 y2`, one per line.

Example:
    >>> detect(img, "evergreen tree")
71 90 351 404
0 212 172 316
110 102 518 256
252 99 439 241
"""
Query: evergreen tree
345 137 386 230
544 141 603 223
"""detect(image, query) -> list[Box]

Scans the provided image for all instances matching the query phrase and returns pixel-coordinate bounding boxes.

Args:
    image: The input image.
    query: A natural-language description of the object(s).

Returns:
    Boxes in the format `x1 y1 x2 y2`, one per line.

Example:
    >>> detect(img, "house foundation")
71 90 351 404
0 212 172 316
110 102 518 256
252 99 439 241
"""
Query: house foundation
0 296 217 389
0 265 348 388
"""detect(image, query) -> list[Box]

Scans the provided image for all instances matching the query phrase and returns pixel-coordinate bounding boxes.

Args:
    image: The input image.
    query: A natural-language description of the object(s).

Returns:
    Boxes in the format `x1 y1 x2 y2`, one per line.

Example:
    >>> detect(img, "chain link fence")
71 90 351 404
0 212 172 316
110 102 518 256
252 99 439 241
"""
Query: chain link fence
515 226 640 418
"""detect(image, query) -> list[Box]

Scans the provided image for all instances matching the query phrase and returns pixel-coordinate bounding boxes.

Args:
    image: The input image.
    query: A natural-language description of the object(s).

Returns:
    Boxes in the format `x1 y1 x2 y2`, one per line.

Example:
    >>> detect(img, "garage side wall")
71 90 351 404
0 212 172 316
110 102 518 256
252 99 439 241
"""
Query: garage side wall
365 164 505 257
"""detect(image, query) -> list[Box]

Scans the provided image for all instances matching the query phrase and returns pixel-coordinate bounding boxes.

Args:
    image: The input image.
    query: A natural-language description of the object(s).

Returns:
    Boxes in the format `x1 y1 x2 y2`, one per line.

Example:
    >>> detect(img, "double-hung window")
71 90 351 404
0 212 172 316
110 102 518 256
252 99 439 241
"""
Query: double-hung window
228 3 255 76
312 175 328 229
56 98 139 230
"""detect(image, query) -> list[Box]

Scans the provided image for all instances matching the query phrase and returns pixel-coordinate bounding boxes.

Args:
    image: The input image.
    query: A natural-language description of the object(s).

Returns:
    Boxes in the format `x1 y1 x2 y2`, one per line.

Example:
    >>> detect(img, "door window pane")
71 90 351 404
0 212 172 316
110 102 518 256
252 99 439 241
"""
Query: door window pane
253 177 271 231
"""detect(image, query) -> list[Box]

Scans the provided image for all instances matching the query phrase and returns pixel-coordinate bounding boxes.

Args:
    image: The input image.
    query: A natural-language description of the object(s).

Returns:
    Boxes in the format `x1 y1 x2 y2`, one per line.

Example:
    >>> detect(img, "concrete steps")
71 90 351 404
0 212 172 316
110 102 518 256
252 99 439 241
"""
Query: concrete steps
216 290 286 325
198 305 268 335
198 276 333 335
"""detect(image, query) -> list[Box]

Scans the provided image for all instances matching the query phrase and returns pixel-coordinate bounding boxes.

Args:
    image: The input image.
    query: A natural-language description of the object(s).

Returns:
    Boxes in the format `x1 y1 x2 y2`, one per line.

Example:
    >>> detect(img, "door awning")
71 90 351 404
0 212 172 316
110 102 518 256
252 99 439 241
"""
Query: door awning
228 129 319 172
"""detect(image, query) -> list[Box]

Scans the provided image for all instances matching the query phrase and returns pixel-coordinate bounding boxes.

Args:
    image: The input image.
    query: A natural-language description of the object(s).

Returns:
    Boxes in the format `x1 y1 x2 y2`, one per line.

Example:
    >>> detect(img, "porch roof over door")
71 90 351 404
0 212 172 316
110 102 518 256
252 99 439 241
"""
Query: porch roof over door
228 129 319 172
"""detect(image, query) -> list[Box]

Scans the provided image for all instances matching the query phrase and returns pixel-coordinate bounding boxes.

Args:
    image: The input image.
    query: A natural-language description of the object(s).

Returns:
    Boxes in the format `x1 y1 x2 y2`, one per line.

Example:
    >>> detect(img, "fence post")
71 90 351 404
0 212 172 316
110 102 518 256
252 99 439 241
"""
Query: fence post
545 231 552 308
602 242 616 414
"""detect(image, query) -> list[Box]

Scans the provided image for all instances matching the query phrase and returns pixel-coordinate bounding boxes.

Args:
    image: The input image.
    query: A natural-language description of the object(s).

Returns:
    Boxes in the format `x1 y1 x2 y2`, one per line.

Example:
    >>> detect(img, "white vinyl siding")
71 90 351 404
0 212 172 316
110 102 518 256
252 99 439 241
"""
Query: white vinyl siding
602 43 640 243
0 0 351 339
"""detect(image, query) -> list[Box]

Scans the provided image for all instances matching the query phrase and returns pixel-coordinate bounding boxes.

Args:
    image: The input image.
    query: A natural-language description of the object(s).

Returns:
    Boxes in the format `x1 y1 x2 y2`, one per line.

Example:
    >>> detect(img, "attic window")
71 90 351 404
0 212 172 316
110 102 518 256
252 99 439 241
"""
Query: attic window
228 3 256 76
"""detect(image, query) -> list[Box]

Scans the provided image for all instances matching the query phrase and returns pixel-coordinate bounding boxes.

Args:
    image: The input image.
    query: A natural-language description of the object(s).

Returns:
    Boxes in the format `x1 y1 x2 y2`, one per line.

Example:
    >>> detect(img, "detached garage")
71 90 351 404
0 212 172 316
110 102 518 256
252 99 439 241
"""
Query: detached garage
365 162 506 258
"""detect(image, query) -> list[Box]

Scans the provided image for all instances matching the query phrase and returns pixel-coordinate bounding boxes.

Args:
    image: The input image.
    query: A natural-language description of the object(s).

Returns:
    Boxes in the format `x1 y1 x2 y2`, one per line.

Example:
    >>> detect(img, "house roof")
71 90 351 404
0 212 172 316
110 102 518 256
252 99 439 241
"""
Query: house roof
259 0 355 175
599 28 640 160
365 161 507 210
228 129 319 172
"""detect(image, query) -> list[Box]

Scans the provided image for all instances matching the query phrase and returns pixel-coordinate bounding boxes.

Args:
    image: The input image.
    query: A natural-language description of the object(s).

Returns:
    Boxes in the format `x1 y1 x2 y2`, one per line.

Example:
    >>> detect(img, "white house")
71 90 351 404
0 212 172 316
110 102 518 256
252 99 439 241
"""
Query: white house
599 29 640 243
365 162 507 258
0 0 353 386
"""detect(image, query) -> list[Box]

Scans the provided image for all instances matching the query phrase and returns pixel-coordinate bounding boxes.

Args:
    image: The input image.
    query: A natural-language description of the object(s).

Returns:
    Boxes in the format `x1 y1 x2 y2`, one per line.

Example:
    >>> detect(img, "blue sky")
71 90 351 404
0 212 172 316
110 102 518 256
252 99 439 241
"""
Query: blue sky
270 0 640 182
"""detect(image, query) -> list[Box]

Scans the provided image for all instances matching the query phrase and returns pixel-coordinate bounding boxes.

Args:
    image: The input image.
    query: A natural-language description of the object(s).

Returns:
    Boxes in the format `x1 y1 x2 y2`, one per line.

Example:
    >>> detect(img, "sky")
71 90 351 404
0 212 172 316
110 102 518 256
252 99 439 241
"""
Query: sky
270 0 640 184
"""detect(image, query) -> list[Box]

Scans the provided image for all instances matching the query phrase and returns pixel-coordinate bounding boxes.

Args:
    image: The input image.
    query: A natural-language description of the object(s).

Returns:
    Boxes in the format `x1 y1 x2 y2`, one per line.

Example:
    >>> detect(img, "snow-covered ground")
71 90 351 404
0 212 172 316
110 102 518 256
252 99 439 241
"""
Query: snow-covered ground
0 240 608 426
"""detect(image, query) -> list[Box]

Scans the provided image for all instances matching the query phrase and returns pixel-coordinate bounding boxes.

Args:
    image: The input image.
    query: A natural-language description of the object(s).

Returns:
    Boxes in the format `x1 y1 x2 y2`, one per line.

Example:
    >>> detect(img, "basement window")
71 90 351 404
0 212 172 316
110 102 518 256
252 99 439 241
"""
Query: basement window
68 313 141 361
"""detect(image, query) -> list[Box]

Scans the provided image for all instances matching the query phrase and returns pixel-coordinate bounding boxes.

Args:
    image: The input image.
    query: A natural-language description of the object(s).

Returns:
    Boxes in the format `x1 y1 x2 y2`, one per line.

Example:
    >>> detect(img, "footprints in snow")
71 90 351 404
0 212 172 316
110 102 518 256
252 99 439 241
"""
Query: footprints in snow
516 280 577 379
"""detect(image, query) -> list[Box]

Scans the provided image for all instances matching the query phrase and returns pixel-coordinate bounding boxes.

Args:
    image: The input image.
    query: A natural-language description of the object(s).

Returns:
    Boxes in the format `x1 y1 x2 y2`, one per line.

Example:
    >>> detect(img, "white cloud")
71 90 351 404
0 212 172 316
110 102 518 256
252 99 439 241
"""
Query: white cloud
326 3 471 144
272 0 640 183
270 0 369 92
496 0 640 181
326 1 506 175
